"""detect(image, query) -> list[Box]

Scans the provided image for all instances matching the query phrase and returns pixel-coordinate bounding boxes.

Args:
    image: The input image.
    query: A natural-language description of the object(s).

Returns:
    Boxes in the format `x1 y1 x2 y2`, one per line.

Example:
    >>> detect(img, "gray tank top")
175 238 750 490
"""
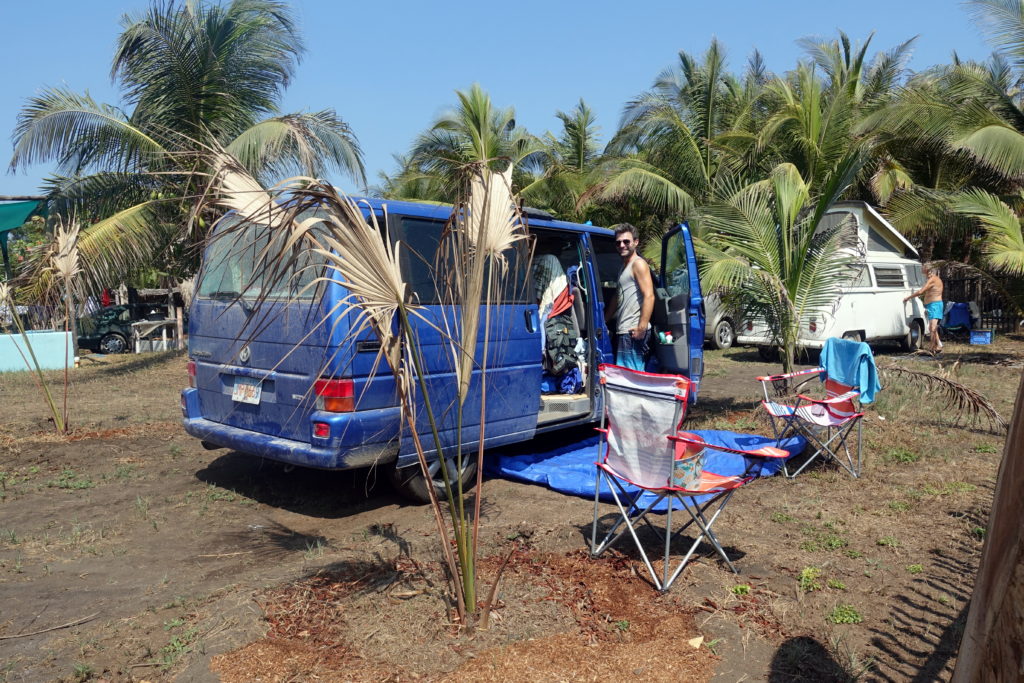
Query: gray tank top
616 255 645 334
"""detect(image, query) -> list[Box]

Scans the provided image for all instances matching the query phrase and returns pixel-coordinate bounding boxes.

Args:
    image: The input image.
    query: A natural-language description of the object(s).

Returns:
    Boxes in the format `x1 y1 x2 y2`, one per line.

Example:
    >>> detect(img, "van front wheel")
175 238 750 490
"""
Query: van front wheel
389 454 478 504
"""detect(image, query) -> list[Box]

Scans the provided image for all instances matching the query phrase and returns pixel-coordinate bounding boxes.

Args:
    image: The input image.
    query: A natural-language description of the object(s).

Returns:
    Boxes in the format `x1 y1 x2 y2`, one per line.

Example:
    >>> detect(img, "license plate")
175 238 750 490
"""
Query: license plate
231 376 262 404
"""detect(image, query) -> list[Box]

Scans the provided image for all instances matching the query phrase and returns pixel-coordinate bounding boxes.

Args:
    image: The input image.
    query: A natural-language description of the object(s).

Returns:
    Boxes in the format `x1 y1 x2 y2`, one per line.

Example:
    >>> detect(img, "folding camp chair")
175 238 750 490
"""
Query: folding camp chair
757 337 880 479
591 364 789 592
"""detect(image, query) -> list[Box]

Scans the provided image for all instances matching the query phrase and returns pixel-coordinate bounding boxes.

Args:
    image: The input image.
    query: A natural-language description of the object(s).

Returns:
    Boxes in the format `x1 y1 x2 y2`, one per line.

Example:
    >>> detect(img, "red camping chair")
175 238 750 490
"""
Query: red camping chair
590 364 789 592
757 338 877 478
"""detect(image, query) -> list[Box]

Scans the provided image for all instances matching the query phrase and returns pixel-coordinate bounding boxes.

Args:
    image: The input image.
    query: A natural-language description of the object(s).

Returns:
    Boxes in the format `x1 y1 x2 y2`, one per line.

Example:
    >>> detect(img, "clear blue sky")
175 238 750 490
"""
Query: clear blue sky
2 0 993 197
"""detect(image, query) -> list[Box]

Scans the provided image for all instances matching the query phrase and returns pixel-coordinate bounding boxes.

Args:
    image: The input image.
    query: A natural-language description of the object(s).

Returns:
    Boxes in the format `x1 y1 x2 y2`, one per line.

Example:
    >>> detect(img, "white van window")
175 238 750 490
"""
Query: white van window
819 211 857 236
867 227 902 255
908 263 924 288
873 265 906 288
845 264 872 288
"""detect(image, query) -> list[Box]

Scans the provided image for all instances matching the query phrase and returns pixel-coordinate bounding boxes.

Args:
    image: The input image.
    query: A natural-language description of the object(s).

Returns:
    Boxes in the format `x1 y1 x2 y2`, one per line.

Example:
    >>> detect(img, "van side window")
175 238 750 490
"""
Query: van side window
391 216 530 304
873 265 906 288
845 264 872 288
908 264 924 288
662 231 690 298
867 227 902 255
391 217 443 304
590 235 622 310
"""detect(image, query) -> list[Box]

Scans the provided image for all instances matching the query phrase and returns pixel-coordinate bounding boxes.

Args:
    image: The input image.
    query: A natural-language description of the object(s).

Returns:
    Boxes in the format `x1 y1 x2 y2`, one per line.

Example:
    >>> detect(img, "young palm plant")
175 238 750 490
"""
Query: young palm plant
46 220 82 433
0 282 65 434
205 152 528 629
699 156 864 374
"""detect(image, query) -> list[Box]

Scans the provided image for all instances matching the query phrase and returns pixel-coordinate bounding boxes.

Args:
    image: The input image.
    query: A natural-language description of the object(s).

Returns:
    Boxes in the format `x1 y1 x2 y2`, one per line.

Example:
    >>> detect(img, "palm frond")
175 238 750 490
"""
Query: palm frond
9 87 165 174
953 188 1024 275
226 110 365 184
880 363 1007 432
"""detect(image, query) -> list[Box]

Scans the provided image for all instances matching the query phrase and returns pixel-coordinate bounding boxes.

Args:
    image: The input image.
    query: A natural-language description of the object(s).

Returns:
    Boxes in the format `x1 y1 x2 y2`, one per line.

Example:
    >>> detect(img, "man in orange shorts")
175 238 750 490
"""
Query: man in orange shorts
904 264 944 355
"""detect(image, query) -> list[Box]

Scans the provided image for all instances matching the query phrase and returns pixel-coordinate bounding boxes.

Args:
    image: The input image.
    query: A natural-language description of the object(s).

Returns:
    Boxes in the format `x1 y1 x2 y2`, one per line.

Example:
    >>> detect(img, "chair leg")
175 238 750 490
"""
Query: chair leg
662 490 737 590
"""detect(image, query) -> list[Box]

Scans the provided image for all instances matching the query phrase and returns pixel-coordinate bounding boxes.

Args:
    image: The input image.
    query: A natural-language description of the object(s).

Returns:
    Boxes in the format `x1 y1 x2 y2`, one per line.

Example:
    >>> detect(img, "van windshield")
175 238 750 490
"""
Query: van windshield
197 215 326 301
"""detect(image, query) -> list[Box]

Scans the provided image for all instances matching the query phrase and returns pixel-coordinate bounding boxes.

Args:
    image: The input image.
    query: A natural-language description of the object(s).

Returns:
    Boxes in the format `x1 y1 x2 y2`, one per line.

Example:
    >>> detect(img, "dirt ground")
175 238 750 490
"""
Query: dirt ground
1 334 1020 682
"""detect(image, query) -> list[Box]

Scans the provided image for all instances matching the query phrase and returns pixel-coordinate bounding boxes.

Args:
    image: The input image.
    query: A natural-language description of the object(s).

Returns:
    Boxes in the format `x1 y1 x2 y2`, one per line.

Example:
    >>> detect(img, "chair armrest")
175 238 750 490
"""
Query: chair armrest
667 434 790 459
795 389 860 405
755 367 823 383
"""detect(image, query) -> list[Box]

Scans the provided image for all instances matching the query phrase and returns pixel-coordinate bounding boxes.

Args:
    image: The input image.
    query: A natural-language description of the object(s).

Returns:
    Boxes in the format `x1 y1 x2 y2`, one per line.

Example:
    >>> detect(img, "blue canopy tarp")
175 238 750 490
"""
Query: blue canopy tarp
485 429 806 512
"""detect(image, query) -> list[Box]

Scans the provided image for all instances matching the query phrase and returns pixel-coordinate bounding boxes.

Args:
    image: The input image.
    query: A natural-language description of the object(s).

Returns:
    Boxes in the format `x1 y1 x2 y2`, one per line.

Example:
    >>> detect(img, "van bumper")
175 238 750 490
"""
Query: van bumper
180 389 399 470
735 334 826 350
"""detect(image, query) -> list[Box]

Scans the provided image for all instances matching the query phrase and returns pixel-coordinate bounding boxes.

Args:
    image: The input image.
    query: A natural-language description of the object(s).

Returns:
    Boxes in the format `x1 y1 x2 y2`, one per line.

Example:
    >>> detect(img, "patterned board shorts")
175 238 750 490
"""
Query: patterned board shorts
616 331 650 371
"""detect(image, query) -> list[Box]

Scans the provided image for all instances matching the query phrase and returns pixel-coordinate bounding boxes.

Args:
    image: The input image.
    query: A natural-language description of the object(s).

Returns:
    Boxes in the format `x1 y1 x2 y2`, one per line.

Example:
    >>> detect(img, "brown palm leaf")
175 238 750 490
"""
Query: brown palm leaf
879 363 1007 433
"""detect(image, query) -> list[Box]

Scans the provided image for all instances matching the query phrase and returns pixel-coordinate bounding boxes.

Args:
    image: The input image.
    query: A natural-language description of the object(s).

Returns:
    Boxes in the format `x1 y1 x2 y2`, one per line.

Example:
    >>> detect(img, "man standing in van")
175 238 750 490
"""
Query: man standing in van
606 224 654 370
904 264 944 355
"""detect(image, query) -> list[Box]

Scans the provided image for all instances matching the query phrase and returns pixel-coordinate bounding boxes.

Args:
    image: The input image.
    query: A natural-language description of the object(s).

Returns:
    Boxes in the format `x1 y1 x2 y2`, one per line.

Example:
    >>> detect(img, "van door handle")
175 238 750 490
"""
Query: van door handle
525 310 537 333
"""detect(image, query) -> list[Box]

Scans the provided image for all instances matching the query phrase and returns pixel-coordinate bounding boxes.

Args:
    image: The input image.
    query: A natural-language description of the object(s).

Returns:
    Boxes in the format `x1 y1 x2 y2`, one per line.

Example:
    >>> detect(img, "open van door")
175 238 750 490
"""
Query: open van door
653 223 704 400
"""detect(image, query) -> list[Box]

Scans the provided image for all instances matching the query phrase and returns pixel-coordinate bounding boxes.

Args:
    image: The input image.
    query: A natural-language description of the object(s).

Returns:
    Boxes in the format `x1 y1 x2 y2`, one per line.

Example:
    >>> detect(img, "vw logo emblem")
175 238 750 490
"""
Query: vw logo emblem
239 345 251 364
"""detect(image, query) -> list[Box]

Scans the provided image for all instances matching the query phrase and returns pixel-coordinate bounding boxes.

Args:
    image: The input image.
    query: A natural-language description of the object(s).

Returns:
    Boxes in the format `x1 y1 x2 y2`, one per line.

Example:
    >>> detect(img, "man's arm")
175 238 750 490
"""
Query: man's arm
904 278 933 303
632 258 655 337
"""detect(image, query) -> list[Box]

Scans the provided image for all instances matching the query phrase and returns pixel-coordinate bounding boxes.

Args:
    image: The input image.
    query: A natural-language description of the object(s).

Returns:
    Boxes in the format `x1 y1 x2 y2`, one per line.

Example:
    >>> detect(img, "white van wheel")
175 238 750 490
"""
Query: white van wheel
389 454 478 504
712 319 735 350
900 321 923 352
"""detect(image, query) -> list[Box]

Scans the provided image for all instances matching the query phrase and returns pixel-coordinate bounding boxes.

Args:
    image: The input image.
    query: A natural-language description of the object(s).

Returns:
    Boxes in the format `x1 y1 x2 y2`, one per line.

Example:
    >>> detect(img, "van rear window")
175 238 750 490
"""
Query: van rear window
197 215 325 300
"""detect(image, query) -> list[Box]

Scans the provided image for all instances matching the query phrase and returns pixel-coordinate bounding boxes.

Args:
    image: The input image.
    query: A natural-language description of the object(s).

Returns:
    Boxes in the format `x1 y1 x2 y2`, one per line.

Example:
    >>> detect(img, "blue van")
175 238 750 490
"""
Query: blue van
180 199 704 501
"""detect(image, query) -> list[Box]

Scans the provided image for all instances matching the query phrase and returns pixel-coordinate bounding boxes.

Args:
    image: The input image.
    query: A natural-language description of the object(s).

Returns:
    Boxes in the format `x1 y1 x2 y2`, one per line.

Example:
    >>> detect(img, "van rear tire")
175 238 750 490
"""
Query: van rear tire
900 321 923 352
389 454 478 504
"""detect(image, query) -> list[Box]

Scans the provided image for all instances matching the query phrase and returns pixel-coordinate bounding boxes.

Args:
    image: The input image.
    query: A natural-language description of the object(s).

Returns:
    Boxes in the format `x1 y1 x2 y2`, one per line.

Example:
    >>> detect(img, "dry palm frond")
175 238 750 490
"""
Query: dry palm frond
444 163 528 403
879 363 1007 433
465 164 527 260
207 153 410 374
49 221 81 282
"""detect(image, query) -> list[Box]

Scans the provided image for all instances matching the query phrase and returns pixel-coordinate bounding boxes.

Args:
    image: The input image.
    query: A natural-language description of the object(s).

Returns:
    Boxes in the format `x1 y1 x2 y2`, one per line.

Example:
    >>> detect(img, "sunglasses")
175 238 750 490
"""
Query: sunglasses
615 239 633 245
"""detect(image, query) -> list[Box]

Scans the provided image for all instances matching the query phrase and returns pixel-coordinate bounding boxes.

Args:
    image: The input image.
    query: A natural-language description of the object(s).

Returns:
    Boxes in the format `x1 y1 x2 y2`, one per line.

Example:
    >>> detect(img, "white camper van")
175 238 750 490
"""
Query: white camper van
734 201 926 351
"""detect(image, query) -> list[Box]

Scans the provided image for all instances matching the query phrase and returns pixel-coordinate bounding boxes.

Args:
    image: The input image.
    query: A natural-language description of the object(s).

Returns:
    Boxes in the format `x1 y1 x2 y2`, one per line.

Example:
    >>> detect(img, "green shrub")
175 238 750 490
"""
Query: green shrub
883 447 919 464
828 604 863 624
799 566 823 592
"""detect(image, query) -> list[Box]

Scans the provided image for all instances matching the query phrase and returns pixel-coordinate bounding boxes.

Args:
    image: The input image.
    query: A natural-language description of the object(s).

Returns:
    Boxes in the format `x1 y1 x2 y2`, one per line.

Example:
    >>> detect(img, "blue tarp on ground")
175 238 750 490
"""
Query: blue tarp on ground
485 429 807 512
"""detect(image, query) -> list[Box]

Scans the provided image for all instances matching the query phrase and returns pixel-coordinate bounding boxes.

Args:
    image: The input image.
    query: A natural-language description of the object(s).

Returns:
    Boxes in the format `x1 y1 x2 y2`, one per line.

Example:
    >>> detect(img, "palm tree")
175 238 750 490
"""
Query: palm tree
593 41 768 238
9 0 364 293
698 155 864 373
403 84 541 199
519 99 602 221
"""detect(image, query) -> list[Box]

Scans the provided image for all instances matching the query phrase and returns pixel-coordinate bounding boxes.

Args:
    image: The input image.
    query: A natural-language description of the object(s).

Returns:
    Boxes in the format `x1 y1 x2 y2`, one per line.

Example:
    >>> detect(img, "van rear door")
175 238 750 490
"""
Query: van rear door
656 223 705 399
188 217 336 444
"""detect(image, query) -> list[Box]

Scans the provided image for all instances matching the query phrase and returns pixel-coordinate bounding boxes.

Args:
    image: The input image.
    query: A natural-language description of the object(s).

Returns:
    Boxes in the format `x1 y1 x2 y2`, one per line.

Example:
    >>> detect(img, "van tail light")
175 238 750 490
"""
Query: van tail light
313 422 330 438
187 360 197 388
314 378 354 412
809 321 818 333
746 321 754 331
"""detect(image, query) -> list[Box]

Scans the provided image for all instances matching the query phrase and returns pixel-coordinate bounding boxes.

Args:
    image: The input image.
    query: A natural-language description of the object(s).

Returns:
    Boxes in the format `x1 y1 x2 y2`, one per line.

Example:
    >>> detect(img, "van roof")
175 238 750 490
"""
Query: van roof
353 196 615 236
830 200 919 258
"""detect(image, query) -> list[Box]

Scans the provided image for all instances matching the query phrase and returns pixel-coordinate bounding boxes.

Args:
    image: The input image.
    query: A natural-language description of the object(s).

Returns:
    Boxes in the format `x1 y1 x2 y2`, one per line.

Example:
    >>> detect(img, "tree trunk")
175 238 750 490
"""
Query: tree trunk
951 370 1024 681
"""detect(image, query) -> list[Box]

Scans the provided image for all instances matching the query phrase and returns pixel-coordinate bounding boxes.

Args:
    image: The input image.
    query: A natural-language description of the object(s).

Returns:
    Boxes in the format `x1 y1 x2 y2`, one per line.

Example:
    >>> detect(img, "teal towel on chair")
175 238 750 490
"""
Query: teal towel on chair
819 337 881 404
